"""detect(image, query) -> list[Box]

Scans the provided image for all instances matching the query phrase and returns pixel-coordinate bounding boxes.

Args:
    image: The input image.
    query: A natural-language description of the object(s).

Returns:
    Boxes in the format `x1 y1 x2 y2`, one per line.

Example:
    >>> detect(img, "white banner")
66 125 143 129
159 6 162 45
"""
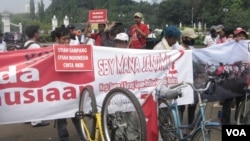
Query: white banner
0 46 193 124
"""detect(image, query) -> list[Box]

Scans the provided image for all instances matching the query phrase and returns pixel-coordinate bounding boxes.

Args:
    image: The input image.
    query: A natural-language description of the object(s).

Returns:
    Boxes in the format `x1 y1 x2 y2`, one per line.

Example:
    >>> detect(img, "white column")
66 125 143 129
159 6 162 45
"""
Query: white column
198 21 201 31
64 15 69 27
1 12 11 32
19 23 22 33
52 15 58 30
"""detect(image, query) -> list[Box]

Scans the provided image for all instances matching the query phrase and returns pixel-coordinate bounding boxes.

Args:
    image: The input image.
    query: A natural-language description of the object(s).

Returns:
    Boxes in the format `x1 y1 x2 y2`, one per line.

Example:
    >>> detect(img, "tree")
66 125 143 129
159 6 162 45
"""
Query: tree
38 0 45 21
30 0 35 20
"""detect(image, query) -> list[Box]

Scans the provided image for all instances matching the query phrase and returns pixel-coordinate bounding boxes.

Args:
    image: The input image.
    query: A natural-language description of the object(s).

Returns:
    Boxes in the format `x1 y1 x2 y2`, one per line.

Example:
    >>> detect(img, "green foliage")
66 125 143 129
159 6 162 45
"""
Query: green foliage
194 35 205 47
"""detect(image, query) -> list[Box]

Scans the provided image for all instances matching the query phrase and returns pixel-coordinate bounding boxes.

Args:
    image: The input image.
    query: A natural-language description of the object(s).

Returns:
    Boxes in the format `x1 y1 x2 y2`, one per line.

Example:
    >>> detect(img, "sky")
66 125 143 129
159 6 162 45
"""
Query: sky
0 0 51 14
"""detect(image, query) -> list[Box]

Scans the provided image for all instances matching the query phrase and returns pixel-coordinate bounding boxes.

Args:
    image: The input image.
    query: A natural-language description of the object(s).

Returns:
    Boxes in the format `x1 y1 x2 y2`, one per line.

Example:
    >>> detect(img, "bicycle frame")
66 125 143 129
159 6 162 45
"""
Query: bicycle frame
241 89 250 122
167 95 220 140
79 112 105 141
157 79 221 141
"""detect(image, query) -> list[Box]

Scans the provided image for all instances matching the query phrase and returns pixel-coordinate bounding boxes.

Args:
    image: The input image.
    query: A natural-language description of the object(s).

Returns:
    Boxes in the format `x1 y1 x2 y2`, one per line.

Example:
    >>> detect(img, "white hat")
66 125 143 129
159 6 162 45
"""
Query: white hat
114 33 129 41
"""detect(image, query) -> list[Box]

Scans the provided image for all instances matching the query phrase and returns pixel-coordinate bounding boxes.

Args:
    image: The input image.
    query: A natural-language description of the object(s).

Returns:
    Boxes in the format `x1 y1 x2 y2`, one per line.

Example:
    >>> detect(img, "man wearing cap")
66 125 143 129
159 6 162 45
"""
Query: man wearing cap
234 27 248 41
114 32 129 48
220 27 248 125
128 12 149 49
153 25 181 50
0 33 7 52
180 27 198 50
215 24 227 44
203 26 217 47
178 27 199 124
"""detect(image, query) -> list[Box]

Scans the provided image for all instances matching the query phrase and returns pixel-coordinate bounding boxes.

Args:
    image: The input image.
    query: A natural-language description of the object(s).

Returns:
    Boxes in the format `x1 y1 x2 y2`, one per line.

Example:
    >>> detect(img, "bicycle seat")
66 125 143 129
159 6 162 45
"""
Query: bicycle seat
160 88 182 100
207 75 216 81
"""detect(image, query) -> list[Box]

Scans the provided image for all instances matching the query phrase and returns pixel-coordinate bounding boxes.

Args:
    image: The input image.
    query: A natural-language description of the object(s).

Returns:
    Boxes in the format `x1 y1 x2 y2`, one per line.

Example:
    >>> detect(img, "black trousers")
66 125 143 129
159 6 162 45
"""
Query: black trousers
221 96 244 125
179 104 197 124
56 118 83 141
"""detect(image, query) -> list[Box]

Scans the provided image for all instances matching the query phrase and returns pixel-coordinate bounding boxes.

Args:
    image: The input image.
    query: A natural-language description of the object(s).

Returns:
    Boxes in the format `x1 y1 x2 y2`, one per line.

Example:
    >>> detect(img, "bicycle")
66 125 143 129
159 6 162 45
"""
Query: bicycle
236 86 250 125
75 86 105 141
156 77 222 141
75 86 147 141
101 87 147 141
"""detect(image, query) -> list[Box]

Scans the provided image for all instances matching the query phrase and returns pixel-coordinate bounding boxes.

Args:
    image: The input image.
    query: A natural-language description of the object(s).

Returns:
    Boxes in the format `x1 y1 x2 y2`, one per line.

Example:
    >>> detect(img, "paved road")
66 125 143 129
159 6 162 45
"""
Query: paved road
0 102 235 141
0 119 81 141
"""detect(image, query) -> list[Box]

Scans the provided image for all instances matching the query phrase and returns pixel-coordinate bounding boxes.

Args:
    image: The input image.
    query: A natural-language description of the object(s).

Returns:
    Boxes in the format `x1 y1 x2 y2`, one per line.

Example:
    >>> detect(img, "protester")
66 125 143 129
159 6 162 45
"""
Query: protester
23 25 50 127
224 28 235 42
153 25 181 50
83 21 106 46
234 27 248 41
67 24 80 45
24 25 42 49
147 28 156 38
128 12 149 49
215 24 227 44
221 27 248 125
51 26 84 141
180 27 198 50
114 32 129 48
0 33 7 52
203 26 217 47
101 21 126 47
78 28 87 44
178 27 199 124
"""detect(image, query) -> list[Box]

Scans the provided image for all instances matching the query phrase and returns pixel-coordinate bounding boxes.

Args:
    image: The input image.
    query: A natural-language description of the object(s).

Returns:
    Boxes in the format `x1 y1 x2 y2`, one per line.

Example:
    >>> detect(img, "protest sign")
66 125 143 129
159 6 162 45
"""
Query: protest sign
89 9 107 24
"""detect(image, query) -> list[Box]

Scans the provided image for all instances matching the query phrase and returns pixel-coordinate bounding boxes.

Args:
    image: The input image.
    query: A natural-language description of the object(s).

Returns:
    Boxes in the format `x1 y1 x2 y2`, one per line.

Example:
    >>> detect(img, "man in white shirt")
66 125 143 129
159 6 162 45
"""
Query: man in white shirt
203 26 217 47
147 29 156 38
0 33 7 52
24 25 41 49
24 25 50 127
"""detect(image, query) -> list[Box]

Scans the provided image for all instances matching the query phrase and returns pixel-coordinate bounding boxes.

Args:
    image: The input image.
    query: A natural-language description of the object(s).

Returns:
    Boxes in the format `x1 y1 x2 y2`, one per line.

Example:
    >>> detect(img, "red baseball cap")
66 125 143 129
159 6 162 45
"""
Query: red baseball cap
234 27 247 35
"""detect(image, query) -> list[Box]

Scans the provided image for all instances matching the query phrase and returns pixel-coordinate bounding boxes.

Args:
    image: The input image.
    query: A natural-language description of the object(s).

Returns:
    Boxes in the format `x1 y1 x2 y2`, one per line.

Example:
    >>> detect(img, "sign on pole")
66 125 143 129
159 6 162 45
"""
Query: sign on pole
89 9 107 24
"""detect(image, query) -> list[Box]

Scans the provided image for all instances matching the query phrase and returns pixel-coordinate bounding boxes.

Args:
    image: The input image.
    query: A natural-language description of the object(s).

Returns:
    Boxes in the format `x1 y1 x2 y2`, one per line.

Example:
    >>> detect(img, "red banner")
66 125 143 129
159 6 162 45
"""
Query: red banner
0 47 95 89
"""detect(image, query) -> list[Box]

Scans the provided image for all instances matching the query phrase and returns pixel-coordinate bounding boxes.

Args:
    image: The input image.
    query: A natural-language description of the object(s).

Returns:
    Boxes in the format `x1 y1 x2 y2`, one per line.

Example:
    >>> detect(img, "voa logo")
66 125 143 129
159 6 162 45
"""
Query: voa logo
226 129 246 136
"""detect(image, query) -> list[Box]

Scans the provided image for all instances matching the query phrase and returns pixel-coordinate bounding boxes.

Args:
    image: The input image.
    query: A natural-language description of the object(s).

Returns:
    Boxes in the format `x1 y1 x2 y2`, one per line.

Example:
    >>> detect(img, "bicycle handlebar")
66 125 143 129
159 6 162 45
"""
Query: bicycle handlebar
169 81 185 89
169 80 213 93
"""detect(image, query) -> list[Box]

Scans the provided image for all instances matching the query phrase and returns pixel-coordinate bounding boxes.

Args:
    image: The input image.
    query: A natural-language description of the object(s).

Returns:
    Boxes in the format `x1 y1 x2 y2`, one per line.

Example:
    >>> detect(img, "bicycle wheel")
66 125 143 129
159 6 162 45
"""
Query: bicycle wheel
236 97 250 125
158 99 178 141
101 87 147 141
78 86 97 140
191 126 221 141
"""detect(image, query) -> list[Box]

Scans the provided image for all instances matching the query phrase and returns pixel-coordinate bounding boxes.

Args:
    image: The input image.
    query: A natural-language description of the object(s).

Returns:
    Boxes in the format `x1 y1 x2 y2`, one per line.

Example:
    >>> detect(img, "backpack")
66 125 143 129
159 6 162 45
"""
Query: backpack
16 41 35 50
